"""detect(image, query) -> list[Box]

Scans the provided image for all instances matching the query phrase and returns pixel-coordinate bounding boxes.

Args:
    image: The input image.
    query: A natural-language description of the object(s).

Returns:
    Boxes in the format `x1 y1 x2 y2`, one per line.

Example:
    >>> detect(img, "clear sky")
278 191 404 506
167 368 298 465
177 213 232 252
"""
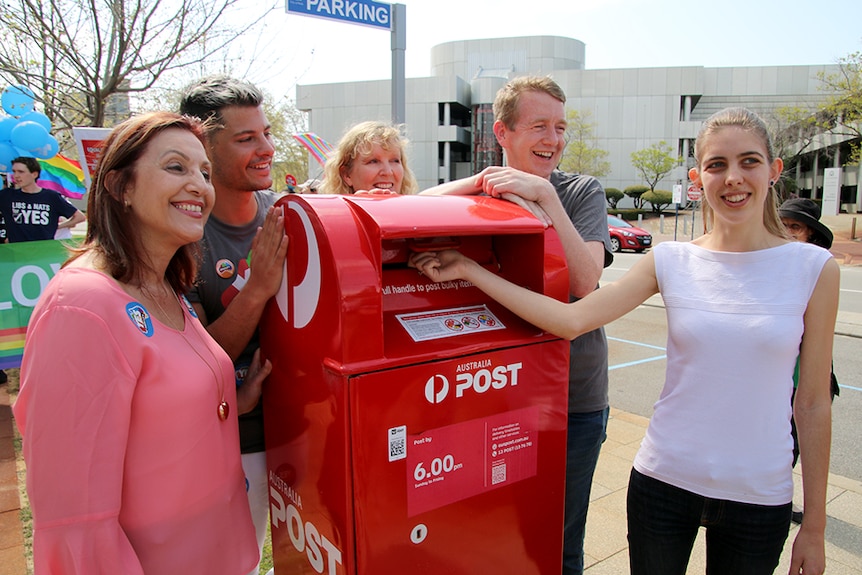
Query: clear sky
246 0 862 100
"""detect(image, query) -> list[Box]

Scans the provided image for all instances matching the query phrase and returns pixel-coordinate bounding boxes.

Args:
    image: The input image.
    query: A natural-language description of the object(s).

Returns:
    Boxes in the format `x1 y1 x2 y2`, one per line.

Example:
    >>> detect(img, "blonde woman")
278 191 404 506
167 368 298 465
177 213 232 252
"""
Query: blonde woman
321 121 418 195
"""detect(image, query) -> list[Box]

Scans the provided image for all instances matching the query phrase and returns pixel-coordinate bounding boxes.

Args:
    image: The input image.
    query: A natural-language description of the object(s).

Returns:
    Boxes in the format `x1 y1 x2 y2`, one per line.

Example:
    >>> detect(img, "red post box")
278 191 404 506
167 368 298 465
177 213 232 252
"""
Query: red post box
261 194 570 575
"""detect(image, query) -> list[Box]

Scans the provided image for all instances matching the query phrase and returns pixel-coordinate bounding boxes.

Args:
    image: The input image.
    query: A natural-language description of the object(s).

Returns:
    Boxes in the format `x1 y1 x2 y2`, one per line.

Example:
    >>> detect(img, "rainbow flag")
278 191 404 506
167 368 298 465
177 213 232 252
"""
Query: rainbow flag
37 153 86 199
292 132 334 165
0 326 26 370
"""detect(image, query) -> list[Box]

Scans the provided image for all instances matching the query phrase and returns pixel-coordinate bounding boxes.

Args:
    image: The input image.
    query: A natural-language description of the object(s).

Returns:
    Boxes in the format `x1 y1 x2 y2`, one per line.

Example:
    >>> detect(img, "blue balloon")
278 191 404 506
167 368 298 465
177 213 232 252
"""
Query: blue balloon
19 111 52 133
0 141 17 172
1 85 36 117
10 120 49 152
32 134 59 159
0 116 18 141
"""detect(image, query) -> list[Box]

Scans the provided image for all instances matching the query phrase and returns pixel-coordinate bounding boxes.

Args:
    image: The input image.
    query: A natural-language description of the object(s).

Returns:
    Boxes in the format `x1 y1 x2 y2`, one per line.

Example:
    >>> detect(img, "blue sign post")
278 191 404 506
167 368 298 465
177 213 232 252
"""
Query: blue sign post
286 0 406 124
286 0 392 30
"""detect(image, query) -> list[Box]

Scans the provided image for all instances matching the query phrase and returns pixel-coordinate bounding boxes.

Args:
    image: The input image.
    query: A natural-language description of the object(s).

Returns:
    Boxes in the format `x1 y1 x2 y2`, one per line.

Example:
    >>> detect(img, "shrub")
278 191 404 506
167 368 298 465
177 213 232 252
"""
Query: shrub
643 189 674 214
624 185 650 209
605 187 624 209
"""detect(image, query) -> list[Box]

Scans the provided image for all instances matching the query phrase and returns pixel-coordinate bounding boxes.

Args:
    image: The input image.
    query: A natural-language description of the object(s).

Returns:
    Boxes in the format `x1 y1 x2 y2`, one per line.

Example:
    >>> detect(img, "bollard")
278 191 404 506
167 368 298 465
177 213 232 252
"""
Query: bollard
852 216 857 240
660 214 665 234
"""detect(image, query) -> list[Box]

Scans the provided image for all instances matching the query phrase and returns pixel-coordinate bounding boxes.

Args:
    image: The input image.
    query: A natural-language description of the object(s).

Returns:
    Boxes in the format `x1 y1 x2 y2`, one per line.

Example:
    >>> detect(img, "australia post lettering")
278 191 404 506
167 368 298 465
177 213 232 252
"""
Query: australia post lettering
455 361 522 397
270 473 343 574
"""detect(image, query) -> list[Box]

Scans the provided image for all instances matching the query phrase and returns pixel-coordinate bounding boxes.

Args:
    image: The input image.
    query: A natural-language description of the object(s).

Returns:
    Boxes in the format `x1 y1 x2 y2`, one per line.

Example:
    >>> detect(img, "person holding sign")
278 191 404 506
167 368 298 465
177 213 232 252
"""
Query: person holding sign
411 107 837 575
14 112 262 574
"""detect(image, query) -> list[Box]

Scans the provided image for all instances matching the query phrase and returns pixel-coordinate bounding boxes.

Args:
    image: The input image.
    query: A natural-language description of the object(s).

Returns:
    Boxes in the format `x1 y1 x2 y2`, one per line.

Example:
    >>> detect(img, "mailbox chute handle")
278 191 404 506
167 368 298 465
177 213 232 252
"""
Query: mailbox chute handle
406 237 462 252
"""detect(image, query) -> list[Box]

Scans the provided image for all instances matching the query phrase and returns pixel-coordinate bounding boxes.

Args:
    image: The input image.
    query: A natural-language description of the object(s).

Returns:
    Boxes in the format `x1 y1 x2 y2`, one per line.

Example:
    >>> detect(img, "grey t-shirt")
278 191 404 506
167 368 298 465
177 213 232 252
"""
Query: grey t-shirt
187 190 279 453
550 170 613 414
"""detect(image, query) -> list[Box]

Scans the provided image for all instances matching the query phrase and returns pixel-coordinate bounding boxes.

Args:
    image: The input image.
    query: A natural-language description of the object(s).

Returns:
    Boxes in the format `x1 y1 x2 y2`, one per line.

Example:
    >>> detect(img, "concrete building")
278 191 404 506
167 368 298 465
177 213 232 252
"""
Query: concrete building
296 35 860 211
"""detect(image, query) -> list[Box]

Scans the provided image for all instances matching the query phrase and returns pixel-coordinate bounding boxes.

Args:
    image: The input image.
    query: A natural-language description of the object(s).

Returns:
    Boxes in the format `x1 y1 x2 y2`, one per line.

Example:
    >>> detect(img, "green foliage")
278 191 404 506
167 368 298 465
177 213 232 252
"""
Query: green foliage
848 142 862 166
264 94 309 192
623 184 650 209
630 141 680 193
642 189 673 214
560 109 611 177
605 187 624 209
768 105 824 171
817 50 862 140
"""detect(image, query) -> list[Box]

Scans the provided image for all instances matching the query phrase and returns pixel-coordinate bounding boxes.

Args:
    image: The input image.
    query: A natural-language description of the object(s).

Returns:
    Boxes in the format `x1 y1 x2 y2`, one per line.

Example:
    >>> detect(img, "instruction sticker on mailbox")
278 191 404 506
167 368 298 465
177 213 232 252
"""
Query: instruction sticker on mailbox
406 406 539 517
396 305 506 342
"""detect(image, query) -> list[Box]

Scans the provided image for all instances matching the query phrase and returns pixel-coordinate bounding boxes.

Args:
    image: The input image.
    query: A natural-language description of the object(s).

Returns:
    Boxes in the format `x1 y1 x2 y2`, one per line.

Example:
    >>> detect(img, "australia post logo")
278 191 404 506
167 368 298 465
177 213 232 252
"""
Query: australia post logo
425 360 523 404
276 202 321 328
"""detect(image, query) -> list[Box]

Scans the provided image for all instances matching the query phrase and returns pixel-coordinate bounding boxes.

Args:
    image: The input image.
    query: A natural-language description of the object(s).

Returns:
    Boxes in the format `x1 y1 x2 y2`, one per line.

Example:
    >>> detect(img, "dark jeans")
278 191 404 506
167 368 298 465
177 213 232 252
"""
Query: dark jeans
562 407 609 575
627 469 791 575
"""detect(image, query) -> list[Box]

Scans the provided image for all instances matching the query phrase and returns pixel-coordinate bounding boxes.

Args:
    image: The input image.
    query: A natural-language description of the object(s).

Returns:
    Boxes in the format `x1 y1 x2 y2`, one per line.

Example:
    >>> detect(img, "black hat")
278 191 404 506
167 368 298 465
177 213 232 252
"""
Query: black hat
778 198 833 249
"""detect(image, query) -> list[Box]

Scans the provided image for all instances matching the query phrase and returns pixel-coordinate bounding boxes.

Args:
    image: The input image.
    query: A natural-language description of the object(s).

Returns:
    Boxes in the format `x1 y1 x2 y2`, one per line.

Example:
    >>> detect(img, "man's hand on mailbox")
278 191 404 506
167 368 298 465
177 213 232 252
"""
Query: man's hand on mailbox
474 167 554 226
248 205 289 300
409 250 472 283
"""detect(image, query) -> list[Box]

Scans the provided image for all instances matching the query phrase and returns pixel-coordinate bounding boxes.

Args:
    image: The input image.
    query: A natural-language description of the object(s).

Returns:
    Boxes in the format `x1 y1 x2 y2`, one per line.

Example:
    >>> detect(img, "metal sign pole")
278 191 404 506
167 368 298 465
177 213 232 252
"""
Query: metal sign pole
390 3 406 125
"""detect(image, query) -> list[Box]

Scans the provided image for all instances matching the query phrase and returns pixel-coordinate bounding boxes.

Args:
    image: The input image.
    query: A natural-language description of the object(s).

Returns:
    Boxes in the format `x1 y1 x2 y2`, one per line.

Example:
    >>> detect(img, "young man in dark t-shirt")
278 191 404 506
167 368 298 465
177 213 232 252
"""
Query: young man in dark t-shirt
180 75 288 575
0 157 85 242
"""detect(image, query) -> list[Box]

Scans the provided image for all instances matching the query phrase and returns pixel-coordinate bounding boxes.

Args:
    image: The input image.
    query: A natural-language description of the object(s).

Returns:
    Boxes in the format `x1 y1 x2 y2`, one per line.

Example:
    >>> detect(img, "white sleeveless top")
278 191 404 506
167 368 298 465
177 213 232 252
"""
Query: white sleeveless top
633 240 832 505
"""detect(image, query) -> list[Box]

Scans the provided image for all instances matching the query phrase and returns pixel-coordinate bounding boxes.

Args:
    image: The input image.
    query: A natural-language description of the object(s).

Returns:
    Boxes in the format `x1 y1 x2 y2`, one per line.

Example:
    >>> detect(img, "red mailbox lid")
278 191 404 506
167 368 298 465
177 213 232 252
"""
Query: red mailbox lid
343 194 547 238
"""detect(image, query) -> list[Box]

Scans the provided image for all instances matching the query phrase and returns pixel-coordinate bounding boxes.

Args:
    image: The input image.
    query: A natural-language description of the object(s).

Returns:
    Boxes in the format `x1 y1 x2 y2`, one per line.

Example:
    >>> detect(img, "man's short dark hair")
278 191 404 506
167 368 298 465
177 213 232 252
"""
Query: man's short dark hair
12 156 41 177
178 75 264 135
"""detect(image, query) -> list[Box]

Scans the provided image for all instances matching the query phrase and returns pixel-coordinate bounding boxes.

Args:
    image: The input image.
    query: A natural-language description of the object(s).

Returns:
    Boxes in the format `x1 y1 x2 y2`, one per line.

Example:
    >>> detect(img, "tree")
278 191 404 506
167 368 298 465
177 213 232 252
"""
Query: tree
559 109 611 177
605 187 624 209
630 141 679 194
817 50 862 164
0 0 278 134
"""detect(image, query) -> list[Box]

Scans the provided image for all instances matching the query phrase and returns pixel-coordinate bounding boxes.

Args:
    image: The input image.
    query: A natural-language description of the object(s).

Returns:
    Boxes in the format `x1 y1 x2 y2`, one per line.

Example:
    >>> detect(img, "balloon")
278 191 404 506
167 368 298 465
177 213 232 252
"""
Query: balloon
0 141 18 172
19 111 52 133
10 120 49 152
0 116 18 141
1 85 36 117
31 134 59 159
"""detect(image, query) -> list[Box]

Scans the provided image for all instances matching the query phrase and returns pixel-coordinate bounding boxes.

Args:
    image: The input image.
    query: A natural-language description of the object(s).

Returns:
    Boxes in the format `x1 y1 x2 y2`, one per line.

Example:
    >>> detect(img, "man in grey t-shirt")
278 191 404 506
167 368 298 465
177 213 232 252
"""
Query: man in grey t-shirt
423 75 612 575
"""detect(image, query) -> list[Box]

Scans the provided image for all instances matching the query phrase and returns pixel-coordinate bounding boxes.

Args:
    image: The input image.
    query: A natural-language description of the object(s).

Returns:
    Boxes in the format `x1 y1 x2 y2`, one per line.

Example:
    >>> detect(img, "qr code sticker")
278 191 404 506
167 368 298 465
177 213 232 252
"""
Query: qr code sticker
492 463 507 485
388 425 407 462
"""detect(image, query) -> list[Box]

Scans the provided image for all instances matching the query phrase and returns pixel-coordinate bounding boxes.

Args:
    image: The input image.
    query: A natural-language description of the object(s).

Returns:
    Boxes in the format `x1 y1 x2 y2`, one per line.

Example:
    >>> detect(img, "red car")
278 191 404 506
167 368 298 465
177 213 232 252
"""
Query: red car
607 215 652 253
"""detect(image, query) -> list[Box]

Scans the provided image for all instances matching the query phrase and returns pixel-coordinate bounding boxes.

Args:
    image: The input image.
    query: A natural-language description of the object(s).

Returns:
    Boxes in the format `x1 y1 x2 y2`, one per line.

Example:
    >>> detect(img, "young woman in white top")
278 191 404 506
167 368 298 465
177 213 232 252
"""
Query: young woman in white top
410 107 838 575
